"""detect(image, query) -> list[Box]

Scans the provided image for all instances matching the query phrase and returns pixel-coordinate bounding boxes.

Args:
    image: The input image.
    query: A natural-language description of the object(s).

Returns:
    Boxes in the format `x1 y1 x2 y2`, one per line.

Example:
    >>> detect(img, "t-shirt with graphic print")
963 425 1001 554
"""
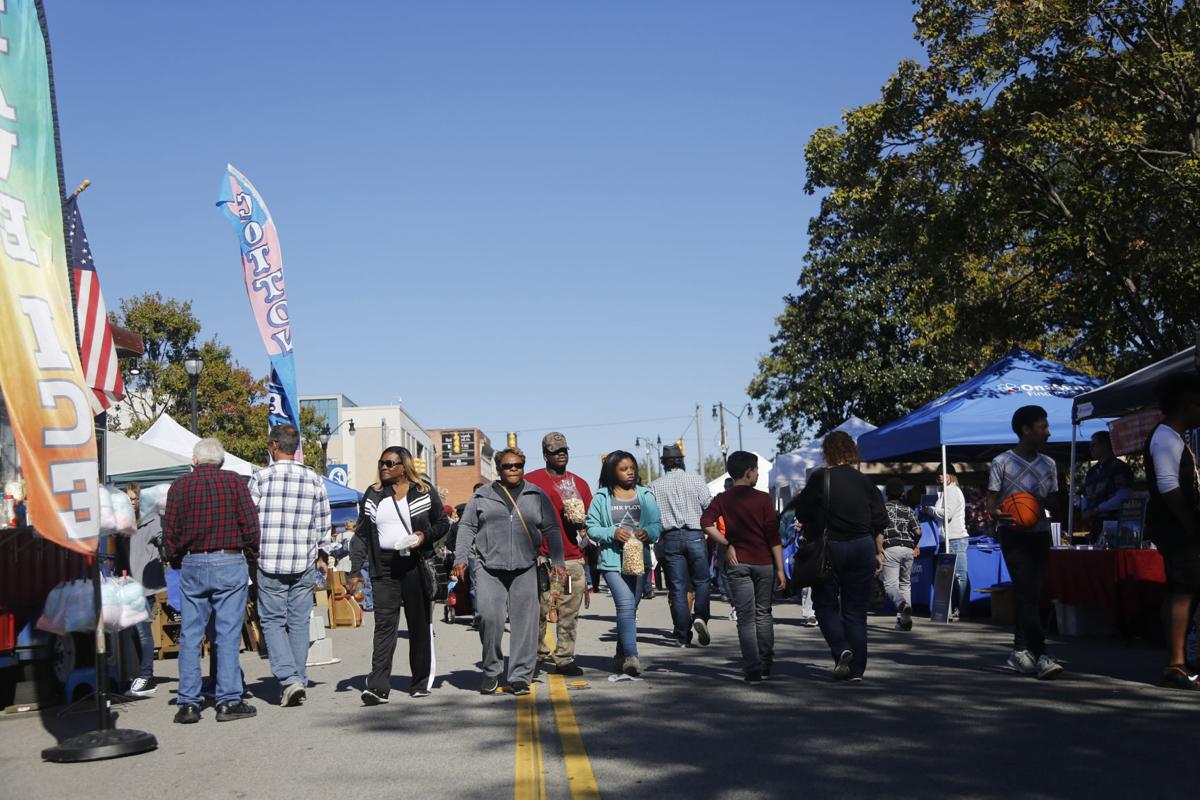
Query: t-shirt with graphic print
988 450 1057 532
611 494 642 533
882 501 920 548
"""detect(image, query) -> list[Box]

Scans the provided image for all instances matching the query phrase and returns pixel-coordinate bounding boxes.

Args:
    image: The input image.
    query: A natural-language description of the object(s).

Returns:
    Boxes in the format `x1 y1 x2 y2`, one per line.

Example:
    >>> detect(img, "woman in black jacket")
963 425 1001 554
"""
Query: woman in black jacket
789 431 887 681
349 446 449 702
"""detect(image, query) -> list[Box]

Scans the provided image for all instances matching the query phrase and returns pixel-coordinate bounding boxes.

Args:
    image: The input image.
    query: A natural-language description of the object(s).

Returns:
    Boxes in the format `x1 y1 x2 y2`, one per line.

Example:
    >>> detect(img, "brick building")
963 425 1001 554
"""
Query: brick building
429 428 496 507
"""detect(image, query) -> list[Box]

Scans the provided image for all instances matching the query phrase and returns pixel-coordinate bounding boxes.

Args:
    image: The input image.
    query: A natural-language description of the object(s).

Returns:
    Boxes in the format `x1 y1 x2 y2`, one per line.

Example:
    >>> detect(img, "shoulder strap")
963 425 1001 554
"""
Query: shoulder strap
390 493 414 538
499 484 535 545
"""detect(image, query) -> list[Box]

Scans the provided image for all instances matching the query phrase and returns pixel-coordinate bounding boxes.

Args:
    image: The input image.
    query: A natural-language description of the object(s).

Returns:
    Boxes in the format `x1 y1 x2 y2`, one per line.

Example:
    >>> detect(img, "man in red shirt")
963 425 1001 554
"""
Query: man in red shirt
163 438 260 724
525 432 593 677
701 451 785 683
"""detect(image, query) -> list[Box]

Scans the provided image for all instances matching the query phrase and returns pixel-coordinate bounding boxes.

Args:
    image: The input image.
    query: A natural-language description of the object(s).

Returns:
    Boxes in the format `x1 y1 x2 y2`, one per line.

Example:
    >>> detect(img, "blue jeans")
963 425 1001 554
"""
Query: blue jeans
256 566 317 689
948 538 970 615
360 567 374 610
813 536 877 679
659 529 711 642
178 552 248 707
134 596 156 679
603 571 645 658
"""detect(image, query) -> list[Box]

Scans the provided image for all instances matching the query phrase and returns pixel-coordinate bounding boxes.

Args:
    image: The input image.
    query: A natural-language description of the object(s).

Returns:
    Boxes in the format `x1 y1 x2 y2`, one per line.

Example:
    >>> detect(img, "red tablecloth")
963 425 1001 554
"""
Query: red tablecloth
1046 549 1166 628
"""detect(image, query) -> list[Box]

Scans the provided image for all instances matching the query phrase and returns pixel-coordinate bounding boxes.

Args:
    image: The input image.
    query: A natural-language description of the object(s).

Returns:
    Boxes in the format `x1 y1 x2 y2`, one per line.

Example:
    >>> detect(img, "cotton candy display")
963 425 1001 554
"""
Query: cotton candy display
138 483 172 517
98 485 136 536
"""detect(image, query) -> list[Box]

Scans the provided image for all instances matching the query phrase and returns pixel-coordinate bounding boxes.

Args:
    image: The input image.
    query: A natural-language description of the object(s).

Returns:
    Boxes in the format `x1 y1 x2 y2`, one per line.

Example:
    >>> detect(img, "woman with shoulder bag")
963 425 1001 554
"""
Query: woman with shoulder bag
789 432 887 681
585 451 663 677
349 446 449 702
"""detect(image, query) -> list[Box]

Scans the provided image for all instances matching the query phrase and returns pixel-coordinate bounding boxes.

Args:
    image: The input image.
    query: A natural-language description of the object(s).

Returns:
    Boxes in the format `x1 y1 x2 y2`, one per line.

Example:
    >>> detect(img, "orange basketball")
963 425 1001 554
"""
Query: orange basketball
1001 492 1042 529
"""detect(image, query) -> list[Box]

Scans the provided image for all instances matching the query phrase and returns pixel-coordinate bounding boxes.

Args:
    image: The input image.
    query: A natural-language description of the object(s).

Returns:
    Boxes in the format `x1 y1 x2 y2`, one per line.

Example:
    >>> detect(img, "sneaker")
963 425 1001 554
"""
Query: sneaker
729 609 738 622
693 618 711 646
480 676 500 695
1163 665 1200 691
282 682 306 707
666 637 689 648
833 649 853 681
1035 655 1064 681
556 662 584 677
510 681 531 696
805 616 817 626
215 701 257 722
899 602 913 631
622 656 642 677
129 677 157 697
1007 649 1037 676
849 676 864 683
744 670 764 683
409 687 431 698
762 665 772 679
611 655 625 674
173 703 201 724
361 688 390 705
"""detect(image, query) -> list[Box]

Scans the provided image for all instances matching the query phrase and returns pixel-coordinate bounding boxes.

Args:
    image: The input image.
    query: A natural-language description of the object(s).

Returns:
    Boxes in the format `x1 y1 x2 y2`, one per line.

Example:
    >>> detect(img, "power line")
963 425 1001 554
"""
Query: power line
485 414 692 436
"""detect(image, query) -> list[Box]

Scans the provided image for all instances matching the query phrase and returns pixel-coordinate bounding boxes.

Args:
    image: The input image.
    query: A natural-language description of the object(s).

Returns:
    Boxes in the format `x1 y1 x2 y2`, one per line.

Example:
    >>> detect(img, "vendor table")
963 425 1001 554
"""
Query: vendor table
1045 549 1165 637
910 537 1010 614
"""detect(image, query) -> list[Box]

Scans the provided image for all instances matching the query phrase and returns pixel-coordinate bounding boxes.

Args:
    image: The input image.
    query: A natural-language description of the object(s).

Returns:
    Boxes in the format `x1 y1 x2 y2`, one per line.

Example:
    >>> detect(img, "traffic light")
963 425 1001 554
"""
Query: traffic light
676 439 686 456
507 432 518 449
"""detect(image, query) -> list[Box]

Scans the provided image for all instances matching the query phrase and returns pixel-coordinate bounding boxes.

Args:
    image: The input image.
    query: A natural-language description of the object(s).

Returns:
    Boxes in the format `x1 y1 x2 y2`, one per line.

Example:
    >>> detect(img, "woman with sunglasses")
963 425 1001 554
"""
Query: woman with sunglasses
349 446 449 703
585 450 662 676
452 447 564 696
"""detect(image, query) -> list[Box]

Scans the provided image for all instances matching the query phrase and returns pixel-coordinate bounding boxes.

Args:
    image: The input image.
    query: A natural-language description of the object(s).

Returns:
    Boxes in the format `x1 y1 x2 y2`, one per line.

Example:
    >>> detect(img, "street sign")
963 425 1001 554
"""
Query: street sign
441 430 476 467
327 463 349 486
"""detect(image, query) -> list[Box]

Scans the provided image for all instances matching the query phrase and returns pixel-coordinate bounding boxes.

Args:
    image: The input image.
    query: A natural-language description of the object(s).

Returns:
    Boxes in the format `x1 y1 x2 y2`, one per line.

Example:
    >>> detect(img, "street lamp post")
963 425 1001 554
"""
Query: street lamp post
318 419 355 477
183 349 203 434
713 402 752 452
635 435 662 482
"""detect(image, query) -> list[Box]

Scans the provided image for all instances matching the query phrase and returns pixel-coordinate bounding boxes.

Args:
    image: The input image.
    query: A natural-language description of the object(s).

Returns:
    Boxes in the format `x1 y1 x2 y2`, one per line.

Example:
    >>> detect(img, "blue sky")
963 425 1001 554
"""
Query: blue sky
48 1 922 484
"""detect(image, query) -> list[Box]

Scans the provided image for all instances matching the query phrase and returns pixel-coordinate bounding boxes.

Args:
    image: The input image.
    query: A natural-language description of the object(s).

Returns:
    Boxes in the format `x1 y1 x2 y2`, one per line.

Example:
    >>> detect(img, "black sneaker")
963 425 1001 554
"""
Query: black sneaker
1163 665 1200 691
556 661 584 677
409 687 431 698
282 682 306 707
898 602 913 631
215 700 257 722
173 703 201 724
833 649 853 681
361 688 389 705
129 676 157 697
510 681 531 696
480 676 500 695
745 670 764 684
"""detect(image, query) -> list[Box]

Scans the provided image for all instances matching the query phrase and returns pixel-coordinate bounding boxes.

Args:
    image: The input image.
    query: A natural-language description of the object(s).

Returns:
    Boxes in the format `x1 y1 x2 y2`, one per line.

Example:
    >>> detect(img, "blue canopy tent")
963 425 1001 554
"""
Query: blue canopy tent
324 478 361 526
858 349 1109 555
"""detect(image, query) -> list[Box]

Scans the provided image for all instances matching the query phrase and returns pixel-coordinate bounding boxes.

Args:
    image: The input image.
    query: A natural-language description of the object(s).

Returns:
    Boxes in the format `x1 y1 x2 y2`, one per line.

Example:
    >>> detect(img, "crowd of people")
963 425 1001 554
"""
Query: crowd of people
125 371 1200 724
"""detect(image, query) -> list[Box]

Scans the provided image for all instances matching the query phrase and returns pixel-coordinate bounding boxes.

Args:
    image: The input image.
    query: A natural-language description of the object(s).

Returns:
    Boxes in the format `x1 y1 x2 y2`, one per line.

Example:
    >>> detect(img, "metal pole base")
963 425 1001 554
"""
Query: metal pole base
42 728 157 762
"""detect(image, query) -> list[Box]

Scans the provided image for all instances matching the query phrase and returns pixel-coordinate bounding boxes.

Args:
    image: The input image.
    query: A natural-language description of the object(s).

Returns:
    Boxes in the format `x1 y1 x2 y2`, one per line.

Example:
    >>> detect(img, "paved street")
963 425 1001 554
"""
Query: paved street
3 590 1199 799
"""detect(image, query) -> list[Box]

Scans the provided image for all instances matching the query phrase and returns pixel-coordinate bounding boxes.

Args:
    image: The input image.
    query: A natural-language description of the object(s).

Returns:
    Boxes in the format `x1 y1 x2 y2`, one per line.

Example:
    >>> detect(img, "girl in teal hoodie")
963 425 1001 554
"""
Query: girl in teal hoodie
586 450 662 677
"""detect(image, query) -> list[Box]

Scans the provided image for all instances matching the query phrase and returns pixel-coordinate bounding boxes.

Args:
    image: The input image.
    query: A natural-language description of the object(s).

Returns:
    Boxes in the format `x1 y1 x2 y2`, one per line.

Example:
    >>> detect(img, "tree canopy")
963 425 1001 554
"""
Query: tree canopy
111 292 324 469
751 0 1200 451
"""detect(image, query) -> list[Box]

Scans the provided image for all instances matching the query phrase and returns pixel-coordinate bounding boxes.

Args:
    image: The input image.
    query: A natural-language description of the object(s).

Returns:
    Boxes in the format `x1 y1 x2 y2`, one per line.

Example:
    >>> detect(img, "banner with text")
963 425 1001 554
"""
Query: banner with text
215 164 303 457
0 0 99 553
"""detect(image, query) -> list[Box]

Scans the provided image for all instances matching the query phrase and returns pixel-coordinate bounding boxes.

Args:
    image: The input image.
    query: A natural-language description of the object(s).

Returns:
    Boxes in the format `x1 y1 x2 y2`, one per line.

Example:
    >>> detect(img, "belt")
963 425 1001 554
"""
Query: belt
191 548 242 555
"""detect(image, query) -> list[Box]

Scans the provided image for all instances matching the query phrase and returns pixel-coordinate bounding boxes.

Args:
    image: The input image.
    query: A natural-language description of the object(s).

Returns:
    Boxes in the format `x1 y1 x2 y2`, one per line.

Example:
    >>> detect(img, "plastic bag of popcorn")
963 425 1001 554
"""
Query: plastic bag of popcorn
621 533 645 576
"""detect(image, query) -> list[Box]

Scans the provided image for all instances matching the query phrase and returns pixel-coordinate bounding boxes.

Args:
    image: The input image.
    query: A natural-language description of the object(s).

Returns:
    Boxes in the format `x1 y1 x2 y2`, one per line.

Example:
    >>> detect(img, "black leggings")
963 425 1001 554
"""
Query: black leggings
368 557 433 694
1000 530 1051 657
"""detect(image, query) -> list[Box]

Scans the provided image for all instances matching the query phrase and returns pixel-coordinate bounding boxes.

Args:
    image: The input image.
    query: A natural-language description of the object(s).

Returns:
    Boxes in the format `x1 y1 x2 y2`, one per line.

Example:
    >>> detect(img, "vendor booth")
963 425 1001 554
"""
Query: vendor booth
769 417 875 507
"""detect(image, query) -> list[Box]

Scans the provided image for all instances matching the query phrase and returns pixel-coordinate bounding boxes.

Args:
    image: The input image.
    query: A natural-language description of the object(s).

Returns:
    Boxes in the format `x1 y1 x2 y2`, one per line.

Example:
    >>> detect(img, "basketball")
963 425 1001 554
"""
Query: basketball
1001 492 1042 529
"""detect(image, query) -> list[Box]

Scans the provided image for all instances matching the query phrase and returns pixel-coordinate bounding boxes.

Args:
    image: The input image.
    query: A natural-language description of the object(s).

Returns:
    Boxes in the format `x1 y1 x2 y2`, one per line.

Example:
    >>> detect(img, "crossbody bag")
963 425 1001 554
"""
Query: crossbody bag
390 493 439 600
792 466 834 589
499 484 551 594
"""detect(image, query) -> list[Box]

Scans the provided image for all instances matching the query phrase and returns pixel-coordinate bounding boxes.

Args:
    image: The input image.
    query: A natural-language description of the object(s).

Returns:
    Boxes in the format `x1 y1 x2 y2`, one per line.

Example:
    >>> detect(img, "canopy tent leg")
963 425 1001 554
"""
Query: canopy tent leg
941 444 949 554
1067 424 1078 545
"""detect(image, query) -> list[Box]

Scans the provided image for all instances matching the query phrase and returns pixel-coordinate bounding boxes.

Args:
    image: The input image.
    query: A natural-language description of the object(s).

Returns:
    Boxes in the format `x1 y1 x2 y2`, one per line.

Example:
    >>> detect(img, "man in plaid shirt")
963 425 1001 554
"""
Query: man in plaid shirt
249 424 331 708
163 438 260 724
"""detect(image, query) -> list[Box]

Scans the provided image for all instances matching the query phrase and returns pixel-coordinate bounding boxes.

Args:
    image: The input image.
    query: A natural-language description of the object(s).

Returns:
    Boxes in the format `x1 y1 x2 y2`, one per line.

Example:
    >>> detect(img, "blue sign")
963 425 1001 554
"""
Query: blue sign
327 463 348 486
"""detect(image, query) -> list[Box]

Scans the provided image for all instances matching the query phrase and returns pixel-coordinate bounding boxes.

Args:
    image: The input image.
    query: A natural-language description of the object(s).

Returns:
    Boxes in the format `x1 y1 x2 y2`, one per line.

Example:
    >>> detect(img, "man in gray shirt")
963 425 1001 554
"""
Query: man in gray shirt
650 444 713 646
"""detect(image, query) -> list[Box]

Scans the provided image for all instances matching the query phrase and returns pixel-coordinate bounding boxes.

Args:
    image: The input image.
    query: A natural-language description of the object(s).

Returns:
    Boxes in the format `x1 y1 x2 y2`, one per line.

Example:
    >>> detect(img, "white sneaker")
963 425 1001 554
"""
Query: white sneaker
1007 649 1037 675
1035 654 1064 680
128 677 156 697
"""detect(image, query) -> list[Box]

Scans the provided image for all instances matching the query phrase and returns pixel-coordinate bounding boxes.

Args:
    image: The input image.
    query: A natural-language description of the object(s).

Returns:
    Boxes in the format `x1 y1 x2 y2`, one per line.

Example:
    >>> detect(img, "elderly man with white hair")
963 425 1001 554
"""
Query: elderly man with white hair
163 437 261 724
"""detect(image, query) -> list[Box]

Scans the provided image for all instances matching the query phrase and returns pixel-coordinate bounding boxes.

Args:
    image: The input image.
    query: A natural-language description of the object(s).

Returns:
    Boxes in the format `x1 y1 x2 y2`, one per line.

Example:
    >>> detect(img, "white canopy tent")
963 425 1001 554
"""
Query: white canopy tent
706 452 773 496
138 413 262 476
106 431 193 484
768 416 877 502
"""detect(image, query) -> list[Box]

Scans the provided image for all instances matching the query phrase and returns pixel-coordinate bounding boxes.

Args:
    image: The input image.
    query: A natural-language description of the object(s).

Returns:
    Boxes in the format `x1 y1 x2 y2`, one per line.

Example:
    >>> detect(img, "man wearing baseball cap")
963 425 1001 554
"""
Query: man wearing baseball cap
524 432 594 676
650 443 714 647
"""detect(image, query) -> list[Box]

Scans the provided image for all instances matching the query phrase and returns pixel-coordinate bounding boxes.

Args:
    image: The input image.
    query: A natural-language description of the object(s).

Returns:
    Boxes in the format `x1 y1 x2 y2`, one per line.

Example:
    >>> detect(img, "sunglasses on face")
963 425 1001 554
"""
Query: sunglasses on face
500 462 526 471
378 460 402 469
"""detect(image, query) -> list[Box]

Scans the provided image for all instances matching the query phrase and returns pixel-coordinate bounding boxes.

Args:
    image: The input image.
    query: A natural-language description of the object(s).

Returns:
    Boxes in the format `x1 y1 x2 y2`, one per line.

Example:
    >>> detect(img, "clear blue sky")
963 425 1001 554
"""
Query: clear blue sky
48 1 922 485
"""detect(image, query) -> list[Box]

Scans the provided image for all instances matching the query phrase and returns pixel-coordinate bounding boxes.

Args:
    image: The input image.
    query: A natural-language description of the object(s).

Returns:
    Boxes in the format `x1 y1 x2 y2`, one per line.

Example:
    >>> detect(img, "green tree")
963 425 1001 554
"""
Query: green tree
111 293 325 469
751 0 1200 449
703 454 727 482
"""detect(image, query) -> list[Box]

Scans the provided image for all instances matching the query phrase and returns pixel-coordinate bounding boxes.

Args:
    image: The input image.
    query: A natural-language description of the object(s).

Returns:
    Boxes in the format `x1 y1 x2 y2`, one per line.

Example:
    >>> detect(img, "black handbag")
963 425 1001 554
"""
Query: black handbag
392 495 439 599
792 467 834 589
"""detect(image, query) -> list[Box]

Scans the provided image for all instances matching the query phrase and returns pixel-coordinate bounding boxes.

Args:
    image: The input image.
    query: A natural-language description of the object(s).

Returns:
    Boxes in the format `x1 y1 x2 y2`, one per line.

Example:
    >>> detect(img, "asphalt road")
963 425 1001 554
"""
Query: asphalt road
3 589 1199 799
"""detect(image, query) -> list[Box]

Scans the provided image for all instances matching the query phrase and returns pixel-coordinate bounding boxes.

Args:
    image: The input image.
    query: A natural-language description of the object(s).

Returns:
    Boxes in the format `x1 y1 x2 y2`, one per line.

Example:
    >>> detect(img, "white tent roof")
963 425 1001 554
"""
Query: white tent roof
706 452 773 496
769 416 877 490
107 431 192 476
138 413 262 476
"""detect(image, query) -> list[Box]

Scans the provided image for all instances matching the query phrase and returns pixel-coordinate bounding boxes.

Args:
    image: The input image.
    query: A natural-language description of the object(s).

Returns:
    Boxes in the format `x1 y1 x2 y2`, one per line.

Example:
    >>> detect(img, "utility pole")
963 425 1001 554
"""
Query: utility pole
717 401 728 457
695 402 705 478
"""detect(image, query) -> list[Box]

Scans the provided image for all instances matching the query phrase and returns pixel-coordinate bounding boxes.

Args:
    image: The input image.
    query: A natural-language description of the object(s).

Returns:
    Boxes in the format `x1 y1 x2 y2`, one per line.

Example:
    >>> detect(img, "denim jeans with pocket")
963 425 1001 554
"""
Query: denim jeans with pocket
725 562 776 672
604 571 645 658
948 537 970 615
178 552 248 706
813 536 877 679
659 529 712 642
256 565 317 689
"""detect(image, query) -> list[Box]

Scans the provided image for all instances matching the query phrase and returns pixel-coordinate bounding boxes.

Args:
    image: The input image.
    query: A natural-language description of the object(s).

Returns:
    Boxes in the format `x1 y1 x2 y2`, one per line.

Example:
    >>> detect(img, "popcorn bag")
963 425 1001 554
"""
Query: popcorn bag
554 478 587 526
621 534 645 576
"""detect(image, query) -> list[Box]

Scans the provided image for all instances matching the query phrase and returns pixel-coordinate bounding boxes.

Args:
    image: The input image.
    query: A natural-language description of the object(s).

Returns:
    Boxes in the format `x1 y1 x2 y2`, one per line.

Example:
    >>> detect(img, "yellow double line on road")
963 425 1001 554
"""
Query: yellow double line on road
514 632 601 800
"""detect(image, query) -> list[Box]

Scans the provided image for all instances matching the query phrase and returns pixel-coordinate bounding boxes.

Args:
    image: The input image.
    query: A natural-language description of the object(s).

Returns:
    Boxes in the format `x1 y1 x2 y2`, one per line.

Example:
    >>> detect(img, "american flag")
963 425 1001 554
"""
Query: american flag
66 195 124 413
